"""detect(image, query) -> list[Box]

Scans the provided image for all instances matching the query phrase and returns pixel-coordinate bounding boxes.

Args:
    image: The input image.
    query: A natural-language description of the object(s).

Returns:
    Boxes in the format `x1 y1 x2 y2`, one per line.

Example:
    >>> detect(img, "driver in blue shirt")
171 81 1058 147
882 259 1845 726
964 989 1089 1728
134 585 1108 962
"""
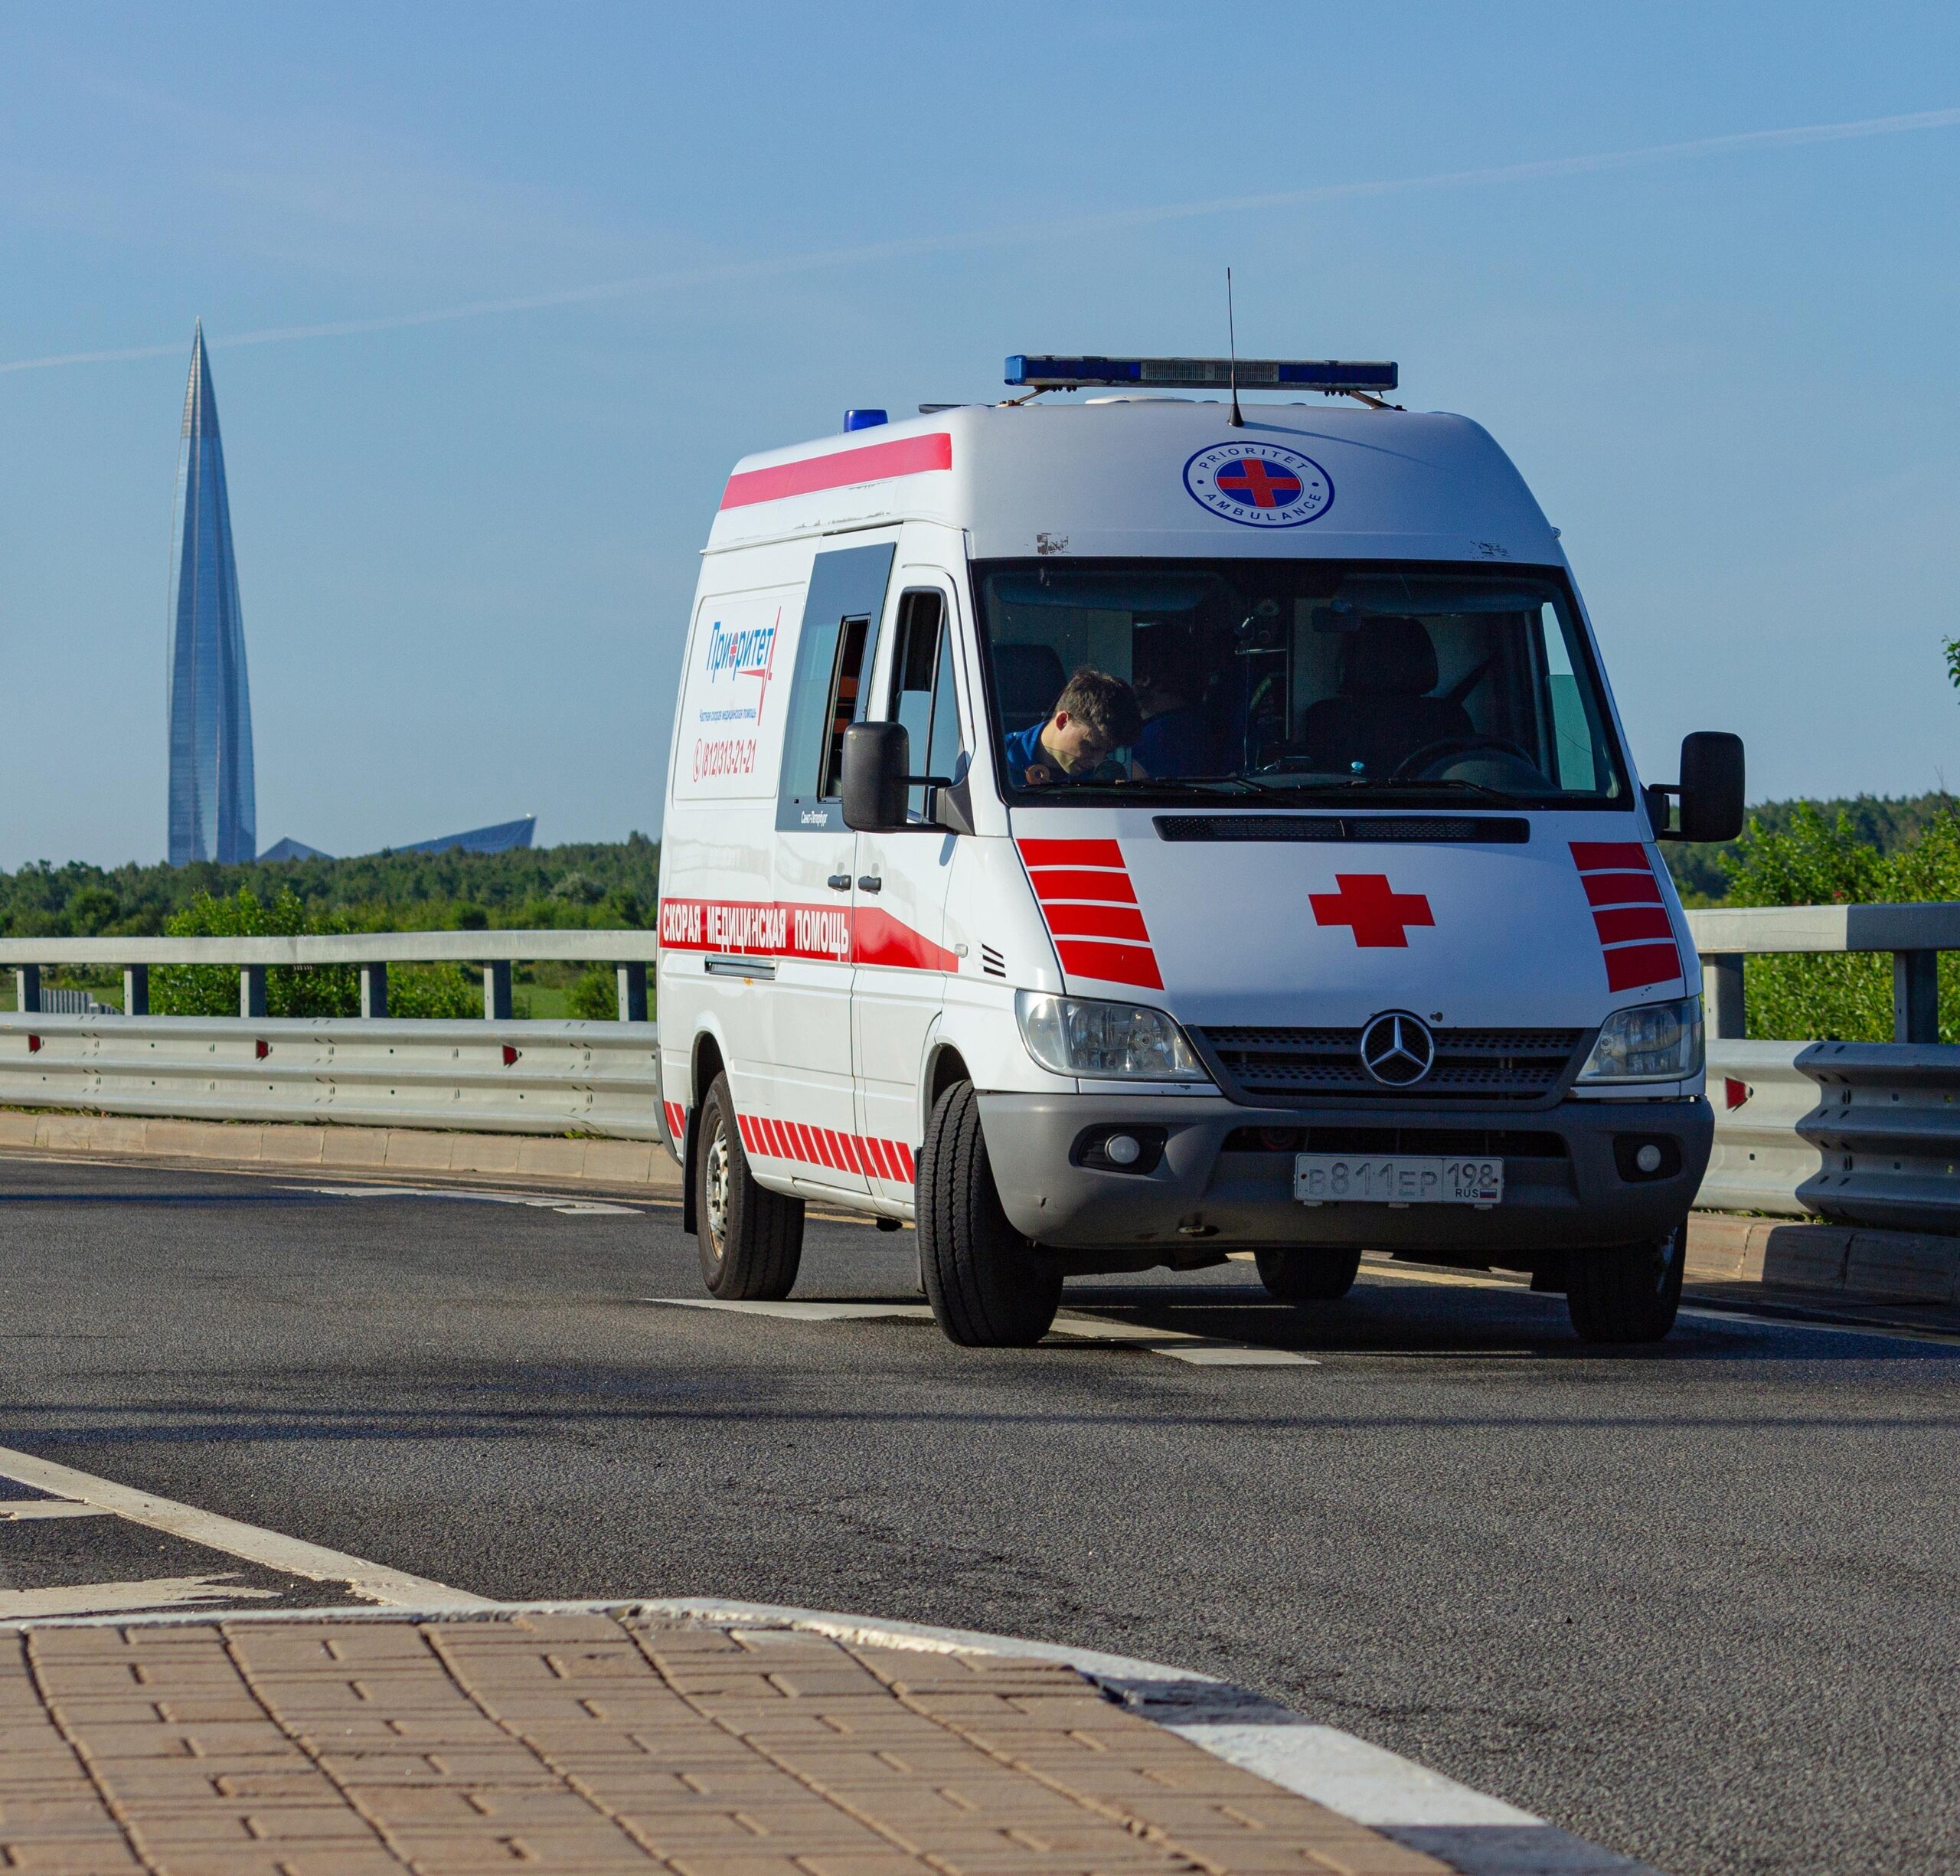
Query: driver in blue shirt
999 668 1142 786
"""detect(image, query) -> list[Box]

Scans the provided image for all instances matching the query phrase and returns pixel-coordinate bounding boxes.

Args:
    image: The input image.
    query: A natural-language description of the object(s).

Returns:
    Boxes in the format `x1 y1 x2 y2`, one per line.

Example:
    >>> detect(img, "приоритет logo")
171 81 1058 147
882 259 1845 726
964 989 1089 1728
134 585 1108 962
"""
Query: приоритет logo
1183 442 1334 529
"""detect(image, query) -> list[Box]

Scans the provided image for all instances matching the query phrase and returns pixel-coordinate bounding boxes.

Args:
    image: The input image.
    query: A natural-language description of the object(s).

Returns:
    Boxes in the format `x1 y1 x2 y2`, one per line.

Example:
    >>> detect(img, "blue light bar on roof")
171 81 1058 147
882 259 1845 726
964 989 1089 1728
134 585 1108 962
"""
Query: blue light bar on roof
1005 355 1399 394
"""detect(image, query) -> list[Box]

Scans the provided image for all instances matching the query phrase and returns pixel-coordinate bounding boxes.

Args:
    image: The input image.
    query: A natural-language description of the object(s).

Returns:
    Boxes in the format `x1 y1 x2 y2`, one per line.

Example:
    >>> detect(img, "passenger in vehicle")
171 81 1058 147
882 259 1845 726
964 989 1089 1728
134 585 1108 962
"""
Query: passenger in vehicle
1298 614 1472 778
1129 629 1214 779
999 668 1142 786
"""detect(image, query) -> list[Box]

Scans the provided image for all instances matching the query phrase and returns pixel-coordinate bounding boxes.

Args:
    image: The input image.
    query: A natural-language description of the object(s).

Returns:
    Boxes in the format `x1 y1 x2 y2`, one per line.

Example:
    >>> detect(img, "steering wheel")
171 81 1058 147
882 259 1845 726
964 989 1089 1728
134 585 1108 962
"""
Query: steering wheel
1390 734 1540 781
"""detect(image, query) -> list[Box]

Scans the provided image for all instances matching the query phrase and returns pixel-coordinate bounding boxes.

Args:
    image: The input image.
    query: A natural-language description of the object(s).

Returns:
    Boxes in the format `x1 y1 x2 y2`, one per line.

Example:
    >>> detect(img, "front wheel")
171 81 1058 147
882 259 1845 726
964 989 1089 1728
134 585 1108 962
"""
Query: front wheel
1566 1221 1684 1344
1255 1245 1362 1302
917 1081 1061 1347
695 1074 804 1299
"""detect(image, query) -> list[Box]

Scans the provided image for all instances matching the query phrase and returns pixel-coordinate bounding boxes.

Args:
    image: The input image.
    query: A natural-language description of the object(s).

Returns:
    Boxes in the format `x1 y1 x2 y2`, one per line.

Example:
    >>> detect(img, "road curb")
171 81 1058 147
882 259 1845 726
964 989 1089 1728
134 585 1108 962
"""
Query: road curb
8 1594 1658 1874
0 1107 684 1193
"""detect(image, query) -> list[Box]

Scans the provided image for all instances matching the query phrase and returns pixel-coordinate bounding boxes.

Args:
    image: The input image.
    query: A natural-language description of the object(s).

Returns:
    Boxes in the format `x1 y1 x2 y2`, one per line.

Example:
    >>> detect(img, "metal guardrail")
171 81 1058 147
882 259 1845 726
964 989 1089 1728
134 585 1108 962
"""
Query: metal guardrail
0 930 658 1022
1684 903 1960 1044
1687 904 1960 1235
0 1014 665 1142
1703 1041 1960 1233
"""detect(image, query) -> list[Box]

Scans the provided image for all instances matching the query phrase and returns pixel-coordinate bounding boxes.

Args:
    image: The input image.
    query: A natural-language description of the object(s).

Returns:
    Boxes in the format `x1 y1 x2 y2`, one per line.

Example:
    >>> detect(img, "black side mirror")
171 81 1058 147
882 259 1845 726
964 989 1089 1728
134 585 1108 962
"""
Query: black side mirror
1650 730 1744 842
841 721 910 832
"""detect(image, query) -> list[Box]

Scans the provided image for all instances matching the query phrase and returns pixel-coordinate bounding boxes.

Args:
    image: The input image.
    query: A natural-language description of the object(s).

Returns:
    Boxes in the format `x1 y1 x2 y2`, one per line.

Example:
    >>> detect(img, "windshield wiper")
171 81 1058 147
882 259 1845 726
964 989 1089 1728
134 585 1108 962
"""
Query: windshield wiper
1341 775 1533 803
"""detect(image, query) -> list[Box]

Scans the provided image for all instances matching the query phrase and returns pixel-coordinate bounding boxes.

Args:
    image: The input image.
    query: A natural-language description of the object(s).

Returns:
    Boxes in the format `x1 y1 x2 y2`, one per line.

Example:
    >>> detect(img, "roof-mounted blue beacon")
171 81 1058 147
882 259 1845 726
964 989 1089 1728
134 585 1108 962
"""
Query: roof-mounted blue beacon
1004 355 1399 394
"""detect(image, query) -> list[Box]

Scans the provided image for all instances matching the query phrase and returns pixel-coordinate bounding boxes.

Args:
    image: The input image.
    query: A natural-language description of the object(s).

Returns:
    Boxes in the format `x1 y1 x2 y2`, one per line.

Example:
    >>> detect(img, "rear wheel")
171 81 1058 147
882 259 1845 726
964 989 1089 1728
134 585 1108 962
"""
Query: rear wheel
918 1081 1061 1347
696 1073 803 1299
1566 1221 1684 1344
1255 1245 1362 1302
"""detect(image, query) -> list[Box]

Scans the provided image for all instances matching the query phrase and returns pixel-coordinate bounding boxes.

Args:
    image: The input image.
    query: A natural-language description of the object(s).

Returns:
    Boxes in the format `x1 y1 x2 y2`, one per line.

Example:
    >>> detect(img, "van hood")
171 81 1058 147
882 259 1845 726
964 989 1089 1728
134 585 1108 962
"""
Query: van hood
1011 810 1694 1031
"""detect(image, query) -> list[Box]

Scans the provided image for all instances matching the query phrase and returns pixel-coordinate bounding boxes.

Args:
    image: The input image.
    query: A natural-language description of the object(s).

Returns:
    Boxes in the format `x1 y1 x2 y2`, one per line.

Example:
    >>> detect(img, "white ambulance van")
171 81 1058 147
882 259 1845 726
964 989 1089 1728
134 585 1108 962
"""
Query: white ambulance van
657 355 1743 1348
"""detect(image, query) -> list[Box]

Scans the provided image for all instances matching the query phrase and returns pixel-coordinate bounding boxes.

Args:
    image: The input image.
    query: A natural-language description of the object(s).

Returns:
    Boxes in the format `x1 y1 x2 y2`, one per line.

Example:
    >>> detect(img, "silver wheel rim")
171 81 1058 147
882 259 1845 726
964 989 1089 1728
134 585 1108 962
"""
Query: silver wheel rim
704 1121 731 1257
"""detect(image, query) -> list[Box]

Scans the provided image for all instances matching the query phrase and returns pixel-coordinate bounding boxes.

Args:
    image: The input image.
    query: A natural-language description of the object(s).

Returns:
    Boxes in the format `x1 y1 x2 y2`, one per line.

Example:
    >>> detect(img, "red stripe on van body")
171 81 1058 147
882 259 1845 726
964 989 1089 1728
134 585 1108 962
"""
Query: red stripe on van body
1580 871 1664 908
1603 942 1684 992
1592 906 1674 946
736 1116 916 1184
1055 939 1166 991
1018 838 1125 868
1036 901 1152 942
853 907 961 972
1570 841 1648 871
1028 868 1139 905
720 433 953 509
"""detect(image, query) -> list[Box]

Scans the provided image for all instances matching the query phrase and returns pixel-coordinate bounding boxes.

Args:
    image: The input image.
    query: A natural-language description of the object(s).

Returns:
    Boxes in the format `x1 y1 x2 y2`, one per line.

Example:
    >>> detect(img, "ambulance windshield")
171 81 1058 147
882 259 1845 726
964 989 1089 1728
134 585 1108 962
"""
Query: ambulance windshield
973 560 1627 806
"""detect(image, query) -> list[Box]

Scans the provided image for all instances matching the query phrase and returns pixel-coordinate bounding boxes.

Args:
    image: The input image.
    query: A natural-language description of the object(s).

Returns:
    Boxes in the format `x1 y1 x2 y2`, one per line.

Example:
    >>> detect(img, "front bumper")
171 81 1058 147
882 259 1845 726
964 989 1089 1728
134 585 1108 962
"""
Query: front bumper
977 1091 1712 1263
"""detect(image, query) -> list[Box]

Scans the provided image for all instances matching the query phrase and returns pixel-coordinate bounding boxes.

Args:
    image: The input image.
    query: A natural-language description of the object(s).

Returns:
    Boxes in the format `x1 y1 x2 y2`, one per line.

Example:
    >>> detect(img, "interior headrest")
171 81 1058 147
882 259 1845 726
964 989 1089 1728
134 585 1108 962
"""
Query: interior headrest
1340 616 1439 697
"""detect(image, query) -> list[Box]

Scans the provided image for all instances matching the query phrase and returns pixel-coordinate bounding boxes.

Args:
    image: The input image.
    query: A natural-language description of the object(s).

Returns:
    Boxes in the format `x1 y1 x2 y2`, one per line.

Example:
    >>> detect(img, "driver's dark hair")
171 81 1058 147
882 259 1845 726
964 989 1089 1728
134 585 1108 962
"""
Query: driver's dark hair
1053 668 1142 746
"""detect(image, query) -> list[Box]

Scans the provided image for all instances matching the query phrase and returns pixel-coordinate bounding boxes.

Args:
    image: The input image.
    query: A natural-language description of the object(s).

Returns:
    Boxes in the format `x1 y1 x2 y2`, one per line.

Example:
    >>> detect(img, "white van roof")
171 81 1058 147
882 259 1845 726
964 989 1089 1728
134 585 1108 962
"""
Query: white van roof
705 400 1563 566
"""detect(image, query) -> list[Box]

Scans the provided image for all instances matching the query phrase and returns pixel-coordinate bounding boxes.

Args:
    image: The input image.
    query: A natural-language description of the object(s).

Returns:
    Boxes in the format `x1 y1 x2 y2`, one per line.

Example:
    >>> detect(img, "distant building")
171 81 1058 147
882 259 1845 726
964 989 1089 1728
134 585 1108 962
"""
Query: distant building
256 816 537 864
256 836 330 864
395 816 537 857
166 322 256 865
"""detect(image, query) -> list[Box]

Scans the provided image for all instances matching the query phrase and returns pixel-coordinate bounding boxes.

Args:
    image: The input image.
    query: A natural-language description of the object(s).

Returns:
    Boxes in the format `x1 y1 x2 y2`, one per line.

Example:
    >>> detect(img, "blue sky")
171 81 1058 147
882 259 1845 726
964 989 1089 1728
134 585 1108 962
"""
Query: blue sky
2 2 1957 868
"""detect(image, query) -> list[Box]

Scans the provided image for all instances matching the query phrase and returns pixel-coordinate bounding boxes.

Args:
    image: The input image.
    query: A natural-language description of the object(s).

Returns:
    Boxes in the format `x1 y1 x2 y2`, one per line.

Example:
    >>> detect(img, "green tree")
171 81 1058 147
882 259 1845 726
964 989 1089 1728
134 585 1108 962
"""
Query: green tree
1720 805 1960 1041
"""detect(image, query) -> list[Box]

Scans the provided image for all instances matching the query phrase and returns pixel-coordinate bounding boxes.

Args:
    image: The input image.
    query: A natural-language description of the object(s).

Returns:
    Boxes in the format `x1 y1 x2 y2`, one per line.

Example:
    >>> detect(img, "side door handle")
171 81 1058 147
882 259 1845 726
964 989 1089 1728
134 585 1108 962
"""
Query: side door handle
858 875 883 893
827 874 852 891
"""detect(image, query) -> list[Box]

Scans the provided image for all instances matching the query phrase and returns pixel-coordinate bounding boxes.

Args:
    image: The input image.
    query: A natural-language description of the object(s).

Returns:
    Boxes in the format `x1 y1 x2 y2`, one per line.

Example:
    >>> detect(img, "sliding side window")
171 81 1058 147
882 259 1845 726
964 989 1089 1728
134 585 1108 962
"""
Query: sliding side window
776 543 895 831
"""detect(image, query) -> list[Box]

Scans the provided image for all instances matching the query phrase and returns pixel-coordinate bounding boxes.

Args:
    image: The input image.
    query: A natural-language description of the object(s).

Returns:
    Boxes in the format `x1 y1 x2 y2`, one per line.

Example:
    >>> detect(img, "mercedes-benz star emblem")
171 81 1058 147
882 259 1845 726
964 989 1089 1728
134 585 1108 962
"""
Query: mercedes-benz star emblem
1359 1012 1436 1087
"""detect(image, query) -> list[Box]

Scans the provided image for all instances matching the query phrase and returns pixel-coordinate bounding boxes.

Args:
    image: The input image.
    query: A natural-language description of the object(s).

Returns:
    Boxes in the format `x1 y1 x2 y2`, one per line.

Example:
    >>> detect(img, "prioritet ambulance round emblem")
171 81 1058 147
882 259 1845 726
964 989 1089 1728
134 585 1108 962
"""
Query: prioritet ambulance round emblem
1183 441 1334 528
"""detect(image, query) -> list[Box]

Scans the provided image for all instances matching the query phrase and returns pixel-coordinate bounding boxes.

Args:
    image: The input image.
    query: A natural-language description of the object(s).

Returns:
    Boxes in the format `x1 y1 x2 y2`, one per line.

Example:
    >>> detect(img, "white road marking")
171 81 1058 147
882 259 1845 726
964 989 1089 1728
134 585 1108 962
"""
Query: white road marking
0 1575 283 1620
661 1299 935 1322
290 1184 639 1216
0 1443 490 1610
0 1499 109 1521
650 1299 1316 1365
1170 1721 1537 1827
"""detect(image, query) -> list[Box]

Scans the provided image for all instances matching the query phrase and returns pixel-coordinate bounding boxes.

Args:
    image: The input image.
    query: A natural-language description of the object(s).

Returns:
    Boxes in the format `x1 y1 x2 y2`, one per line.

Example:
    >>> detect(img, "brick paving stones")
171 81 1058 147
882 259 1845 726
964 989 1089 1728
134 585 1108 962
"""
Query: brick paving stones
0 1614 1455 1876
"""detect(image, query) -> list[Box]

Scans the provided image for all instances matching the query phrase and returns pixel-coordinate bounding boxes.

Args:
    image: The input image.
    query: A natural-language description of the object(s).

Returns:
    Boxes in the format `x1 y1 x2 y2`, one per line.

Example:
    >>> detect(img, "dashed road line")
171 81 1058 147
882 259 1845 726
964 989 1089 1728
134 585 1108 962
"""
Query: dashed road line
0 1574 283 1620
650 1297 1318 1365
0 1499 109 1521
0 1443 491 1611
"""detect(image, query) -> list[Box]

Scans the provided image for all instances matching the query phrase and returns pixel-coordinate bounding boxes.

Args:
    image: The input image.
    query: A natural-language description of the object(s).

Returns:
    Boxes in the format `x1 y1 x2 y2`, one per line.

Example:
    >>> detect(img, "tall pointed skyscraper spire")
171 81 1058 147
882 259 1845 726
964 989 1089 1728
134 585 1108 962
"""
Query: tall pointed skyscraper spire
166 320 256 864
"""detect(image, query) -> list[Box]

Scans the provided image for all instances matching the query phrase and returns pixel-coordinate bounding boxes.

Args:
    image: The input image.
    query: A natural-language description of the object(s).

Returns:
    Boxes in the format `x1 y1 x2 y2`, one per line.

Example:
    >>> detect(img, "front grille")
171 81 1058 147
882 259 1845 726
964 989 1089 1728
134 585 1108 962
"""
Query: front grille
1196 1025 1583 1103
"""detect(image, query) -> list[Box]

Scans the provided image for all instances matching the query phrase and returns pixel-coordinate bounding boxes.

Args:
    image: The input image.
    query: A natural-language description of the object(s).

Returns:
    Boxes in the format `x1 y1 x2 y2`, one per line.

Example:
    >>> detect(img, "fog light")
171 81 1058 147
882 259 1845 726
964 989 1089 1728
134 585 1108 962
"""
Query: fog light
1105 1133 1142 1166
1635 1143 1663 1174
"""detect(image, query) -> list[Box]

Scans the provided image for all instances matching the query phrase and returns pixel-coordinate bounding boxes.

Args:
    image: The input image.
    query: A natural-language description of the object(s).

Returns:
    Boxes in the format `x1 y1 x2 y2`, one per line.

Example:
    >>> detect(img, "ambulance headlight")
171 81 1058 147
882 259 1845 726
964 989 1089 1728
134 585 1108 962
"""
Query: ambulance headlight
1016 991 1209 1081
1578 996 1704 1083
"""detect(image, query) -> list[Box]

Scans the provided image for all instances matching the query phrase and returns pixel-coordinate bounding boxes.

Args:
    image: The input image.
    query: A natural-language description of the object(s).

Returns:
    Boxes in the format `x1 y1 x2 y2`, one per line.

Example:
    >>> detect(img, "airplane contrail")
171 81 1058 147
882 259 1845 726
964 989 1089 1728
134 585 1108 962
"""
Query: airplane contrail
4 103 1957 377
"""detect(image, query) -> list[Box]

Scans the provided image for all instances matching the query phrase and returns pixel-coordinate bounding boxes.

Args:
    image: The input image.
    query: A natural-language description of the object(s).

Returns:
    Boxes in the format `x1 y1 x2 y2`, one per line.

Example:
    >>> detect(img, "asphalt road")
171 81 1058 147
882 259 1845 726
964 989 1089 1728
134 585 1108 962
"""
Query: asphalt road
2 1150 1957 1876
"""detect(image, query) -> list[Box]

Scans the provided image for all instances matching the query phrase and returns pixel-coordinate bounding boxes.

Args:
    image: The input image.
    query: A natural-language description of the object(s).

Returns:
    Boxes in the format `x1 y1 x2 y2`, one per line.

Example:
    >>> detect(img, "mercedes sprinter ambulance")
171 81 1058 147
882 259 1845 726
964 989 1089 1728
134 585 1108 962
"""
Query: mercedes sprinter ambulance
657 355 1743 1348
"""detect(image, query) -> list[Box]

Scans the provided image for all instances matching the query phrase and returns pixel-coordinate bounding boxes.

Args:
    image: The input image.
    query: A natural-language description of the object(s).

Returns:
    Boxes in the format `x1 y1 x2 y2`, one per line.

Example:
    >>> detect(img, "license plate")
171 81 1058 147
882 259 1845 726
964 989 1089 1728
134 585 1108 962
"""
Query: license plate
1293 1154 1504 1208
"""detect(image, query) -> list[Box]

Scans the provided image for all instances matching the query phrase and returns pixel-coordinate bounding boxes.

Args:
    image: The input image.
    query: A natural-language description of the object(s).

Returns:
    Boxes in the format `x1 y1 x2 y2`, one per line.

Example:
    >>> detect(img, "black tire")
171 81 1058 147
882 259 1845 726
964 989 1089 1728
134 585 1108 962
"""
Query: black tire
918 1081 1061 1347
695 1073 803 1300
1566 1220 1684 1344
1254 1245 1363 1302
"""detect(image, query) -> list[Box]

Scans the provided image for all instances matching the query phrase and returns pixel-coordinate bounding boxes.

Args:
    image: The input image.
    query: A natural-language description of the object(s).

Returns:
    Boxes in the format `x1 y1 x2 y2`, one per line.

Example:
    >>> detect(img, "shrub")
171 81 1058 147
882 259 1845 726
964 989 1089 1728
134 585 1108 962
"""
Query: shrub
386 965 482 1020
568 968 618 1021
150 887 358 1018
